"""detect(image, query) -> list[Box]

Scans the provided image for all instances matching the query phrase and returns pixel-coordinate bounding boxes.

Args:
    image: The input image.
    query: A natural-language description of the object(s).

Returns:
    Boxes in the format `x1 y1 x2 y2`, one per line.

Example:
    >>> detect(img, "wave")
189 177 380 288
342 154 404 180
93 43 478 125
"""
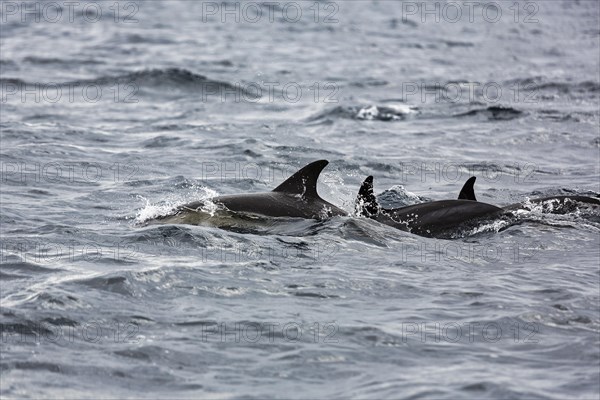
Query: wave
504 77 600 95
309 104 418 122
0 68 253 97
453 106 523 121
22 56 104 66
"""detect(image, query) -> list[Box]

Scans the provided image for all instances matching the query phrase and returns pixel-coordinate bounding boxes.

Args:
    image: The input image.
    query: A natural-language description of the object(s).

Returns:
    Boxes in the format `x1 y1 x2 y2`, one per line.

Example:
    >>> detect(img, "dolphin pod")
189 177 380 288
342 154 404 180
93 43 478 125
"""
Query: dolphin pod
354 175 600 237
147 159 599 237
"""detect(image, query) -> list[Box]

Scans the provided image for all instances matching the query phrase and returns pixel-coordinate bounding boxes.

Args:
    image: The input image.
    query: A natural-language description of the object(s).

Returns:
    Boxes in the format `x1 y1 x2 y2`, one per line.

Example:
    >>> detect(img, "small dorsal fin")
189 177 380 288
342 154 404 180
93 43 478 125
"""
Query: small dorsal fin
272 160 328 198
458 176 477 201
355 176 380 217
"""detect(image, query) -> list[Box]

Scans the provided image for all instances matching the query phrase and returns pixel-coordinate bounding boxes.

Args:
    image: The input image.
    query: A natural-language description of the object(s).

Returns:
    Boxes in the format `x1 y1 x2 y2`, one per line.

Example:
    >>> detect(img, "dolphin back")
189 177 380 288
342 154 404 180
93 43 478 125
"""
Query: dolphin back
209 160 347 218
382 200 503 236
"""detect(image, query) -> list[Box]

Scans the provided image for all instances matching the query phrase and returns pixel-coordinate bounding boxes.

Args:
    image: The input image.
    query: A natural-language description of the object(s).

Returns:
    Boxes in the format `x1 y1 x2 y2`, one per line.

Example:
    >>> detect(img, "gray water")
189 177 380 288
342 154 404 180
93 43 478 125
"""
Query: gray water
1 1 599 398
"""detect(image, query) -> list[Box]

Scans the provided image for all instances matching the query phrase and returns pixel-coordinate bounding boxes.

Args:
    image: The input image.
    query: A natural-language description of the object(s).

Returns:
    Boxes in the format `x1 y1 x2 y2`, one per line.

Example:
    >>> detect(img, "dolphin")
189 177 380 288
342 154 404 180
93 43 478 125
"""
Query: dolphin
355 176 503 237
455 176 600 210
147 160 347 226
355 176 599 237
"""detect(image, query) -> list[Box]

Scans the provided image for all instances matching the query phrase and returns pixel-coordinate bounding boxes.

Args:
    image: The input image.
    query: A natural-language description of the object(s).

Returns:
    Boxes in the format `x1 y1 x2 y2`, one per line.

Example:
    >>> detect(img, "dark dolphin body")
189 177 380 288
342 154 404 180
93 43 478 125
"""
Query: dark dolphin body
147 160 346 226
355 176 600 238
354 176 503 237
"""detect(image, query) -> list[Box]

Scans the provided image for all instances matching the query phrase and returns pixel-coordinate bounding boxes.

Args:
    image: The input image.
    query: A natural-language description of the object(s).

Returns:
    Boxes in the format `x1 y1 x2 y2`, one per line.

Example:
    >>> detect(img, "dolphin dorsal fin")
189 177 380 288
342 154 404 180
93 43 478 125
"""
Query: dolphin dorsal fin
458 176 477 201
355 176 380 217
272 160 328 198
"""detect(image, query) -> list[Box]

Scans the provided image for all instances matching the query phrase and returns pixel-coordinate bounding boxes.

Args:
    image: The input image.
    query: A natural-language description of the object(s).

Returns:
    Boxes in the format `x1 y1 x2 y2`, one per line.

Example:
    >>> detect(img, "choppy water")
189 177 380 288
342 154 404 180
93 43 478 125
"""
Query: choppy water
1 1 599 398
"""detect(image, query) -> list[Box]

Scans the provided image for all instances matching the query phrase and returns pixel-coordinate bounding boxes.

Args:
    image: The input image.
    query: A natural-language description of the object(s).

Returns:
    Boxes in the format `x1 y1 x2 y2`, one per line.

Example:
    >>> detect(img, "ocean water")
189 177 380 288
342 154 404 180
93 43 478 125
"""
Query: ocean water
1 0 599 398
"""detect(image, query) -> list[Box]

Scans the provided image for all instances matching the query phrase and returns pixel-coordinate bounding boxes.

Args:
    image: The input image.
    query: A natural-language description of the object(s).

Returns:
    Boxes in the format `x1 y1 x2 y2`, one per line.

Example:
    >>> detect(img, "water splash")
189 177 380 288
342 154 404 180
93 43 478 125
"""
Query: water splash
134 186 218 224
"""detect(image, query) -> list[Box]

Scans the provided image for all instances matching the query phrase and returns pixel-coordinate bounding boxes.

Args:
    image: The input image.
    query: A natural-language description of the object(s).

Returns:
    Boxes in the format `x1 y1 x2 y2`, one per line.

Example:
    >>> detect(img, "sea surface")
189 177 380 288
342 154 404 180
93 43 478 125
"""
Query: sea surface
1 1 599 398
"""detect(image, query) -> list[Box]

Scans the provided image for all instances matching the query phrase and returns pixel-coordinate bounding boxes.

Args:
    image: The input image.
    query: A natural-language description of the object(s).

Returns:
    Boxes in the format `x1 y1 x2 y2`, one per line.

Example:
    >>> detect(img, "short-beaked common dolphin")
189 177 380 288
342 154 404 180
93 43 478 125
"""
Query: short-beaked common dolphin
355 176 503 237
148 160 347 225
355 176 600 237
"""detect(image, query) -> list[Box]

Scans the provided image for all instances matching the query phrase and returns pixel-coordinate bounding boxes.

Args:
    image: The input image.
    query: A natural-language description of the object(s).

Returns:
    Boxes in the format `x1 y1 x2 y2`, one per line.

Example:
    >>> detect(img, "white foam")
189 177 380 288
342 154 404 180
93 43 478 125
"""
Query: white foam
355 104 417 120
134 186 218 224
